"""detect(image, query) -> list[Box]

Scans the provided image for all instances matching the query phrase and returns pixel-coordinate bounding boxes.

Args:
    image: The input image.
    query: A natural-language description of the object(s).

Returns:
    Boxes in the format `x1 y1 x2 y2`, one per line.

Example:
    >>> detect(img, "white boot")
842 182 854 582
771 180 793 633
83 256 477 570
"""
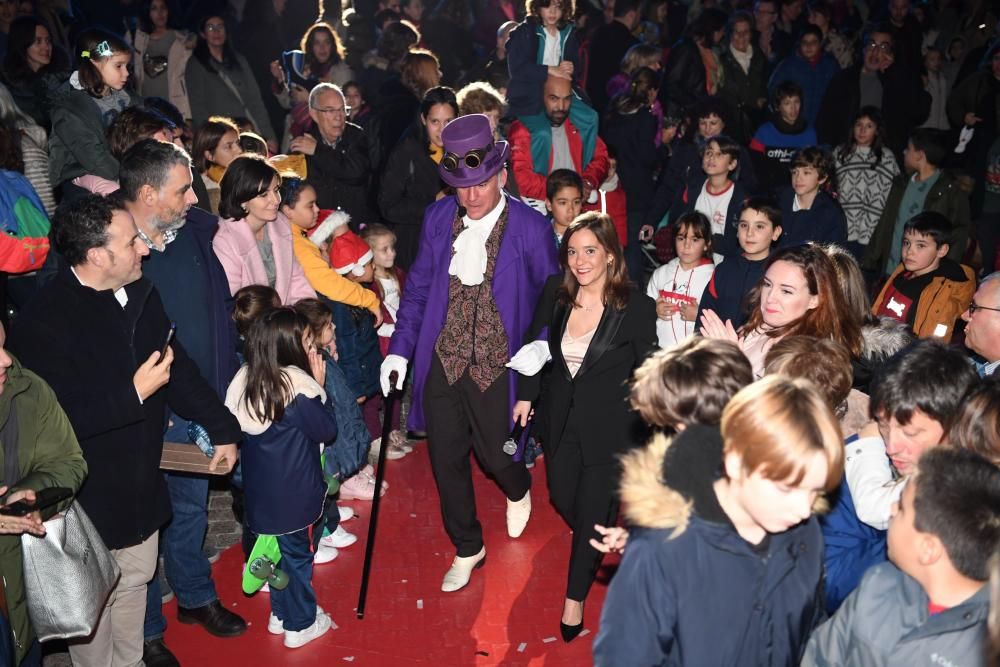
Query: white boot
506 491 531 538
440 547 486 592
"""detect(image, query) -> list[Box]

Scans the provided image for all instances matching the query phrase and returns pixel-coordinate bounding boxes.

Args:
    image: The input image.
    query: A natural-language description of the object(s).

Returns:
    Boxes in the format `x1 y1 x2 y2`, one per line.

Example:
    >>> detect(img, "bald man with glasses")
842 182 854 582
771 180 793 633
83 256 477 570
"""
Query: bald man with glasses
963 272 1000 376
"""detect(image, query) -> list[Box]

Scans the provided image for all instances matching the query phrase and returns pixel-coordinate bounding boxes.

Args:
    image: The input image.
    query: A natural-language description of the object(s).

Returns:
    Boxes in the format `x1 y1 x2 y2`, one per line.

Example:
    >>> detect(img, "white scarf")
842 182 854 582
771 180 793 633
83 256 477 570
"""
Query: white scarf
448 194 506 286
730 44 753 74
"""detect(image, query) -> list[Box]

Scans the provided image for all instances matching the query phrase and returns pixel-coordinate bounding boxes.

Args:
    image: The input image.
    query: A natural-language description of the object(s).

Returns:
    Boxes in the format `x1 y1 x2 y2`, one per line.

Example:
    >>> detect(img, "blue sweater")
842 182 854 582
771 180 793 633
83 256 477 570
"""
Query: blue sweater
819 436 888 613
768 53 840 125
777 186 848 248
697 252 769 328
751 120 818 195
142 207 239 399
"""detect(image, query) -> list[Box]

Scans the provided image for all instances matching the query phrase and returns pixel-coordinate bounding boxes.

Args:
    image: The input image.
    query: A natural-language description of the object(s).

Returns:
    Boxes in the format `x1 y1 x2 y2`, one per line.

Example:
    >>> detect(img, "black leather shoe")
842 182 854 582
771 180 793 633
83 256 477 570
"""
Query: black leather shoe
143 638 180 667
177 600 248 637
560 621 583 643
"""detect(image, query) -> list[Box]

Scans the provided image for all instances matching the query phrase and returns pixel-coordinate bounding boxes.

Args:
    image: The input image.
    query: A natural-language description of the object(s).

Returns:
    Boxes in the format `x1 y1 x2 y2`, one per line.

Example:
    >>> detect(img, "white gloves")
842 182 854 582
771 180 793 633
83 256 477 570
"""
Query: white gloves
506 340 551 376
380 354 408 396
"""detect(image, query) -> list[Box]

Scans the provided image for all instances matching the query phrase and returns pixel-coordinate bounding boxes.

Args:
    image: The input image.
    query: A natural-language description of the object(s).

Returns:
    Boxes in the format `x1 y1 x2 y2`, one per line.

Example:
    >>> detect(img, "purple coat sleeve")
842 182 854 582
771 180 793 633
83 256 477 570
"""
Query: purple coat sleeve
387 198 452 361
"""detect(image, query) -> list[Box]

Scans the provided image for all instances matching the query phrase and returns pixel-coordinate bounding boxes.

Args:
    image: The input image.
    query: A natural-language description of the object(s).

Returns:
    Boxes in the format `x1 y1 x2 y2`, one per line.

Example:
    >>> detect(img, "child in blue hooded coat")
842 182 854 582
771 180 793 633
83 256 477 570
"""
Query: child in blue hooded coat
594 376 844 666
225 307 337 649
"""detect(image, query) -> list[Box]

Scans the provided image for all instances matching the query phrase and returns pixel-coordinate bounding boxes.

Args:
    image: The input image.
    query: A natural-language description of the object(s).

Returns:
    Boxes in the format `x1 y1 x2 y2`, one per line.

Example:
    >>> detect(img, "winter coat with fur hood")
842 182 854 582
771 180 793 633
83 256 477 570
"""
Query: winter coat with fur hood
225 365 337 535
594 425 826 666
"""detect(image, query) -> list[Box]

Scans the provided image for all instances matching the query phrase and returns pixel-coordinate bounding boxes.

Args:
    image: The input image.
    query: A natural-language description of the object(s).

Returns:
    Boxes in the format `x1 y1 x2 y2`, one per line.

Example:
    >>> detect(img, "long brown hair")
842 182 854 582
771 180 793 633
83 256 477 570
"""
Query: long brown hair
556 212 631 311
242 307 312 423
740 243 862 356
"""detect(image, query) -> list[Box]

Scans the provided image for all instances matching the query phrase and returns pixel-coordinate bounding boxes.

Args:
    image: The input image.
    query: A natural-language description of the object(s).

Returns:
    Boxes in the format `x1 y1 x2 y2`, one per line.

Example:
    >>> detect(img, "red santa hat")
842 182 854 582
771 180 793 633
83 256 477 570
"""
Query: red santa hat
329 230 374 277
308 209 350 247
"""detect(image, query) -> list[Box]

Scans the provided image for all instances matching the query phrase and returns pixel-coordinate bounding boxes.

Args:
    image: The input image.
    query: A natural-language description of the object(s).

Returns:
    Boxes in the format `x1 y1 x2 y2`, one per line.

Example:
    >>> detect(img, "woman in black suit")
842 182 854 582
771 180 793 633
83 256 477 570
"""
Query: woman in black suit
510 212 657 642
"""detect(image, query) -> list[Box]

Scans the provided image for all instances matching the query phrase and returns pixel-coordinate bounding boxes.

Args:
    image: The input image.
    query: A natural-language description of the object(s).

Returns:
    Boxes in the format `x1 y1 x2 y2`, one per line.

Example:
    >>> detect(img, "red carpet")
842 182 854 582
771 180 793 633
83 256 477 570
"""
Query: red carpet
163 444 616 666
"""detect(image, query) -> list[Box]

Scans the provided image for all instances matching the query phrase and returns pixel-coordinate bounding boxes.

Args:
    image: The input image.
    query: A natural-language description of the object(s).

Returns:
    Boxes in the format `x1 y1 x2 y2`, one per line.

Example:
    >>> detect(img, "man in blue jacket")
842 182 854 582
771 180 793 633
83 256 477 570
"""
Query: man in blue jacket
114 139 247 666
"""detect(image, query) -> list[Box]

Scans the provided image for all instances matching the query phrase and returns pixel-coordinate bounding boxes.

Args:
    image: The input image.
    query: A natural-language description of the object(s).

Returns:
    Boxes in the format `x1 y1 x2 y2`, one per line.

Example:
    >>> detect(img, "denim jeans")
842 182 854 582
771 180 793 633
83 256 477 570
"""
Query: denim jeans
144 416 219 640
270 528 317 632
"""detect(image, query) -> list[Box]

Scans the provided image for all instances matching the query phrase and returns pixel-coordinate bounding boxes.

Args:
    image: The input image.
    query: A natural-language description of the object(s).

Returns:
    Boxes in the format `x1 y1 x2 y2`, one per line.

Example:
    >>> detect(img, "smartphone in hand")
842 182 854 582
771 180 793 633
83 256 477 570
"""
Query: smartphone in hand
0 487 72 516
156 323 176 365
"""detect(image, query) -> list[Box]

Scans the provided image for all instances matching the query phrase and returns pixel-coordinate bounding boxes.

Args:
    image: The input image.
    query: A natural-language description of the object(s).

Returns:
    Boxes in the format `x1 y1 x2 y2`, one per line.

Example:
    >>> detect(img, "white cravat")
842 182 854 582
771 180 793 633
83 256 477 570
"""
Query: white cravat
448 195 506 286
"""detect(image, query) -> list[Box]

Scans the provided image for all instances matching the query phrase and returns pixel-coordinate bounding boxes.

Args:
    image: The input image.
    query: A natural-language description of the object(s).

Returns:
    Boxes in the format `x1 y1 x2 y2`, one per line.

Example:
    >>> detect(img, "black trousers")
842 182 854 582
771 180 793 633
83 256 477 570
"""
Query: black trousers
423 353 532 557
546 415 620 602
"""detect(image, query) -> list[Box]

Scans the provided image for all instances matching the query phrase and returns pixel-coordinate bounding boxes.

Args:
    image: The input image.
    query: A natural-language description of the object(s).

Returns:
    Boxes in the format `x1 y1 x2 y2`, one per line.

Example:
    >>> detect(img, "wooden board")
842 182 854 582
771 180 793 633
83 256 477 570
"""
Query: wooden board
160 442 231 475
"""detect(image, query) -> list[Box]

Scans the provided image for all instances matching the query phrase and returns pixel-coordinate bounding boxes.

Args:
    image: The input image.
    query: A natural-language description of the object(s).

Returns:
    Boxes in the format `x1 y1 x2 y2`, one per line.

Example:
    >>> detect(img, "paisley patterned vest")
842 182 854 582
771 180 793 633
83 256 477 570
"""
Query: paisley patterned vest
434 201 511 391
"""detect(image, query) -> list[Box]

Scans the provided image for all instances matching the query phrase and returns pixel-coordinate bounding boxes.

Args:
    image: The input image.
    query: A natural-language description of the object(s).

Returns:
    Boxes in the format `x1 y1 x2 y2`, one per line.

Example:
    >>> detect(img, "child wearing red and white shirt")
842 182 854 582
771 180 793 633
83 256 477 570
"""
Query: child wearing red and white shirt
647 212 716 348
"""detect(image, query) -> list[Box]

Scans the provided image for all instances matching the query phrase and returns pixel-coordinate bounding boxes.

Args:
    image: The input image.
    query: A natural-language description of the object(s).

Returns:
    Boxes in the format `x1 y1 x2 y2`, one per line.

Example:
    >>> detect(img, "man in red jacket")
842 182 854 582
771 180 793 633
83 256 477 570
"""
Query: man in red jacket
508 75 610 215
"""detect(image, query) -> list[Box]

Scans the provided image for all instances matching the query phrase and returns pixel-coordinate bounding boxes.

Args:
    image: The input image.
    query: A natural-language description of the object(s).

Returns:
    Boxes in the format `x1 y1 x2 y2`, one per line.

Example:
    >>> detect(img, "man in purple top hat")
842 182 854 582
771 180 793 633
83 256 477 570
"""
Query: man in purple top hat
380 114 559 592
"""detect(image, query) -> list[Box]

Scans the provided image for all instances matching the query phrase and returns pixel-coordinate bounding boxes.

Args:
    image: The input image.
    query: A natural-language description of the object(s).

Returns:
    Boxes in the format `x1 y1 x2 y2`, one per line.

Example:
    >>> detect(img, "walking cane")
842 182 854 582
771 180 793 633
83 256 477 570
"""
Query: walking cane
356 374 398 619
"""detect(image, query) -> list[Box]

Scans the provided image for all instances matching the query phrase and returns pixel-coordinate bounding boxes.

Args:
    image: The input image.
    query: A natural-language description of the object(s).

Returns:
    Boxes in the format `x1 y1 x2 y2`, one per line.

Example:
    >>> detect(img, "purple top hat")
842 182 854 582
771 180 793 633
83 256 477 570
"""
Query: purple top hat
438 114 510 188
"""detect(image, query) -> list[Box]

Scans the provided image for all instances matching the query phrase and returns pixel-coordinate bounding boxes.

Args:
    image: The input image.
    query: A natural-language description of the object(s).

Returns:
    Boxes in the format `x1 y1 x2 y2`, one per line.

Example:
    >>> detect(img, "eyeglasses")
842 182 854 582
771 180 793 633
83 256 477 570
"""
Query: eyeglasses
441 142 493 172
968 301 1000 315
866 41 893 52
313 106 351 116
204 23 226 32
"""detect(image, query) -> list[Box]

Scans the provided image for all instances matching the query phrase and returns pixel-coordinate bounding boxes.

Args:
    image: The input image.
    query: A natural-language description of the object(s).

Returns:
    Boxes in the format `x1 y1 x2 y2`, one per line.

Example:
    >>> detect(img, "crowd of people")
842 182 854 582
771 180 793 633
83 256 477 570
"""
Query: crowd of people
0 0 999 664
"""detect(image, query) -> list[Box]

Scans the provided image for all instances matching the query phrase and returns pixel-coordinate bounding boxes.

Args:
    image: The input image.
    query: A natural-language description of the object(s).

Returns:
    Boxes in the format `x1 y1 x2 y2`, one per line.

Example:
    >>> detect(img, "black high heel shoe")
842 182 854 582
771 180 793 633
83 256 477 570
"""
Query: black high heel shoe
560 621 583 643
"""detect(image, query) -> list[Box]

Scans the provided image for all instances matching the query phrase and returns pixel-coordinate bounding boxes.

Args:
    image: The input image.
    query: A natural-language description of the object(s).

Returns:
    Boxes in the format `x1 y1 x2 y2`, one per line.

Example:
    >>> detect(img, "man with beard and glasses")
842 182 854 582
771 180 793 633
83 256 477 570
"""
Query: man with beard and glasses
508 75 610 216
112 139 247 666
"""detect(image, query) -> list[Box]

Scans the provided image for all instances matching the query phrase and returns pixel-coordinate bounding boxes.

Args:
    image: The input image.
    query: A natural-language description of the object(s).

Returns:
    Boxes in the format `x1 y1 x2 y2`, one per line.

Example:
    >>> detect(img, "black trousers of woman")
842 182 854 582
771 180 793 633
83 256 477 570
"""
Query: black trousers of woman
545 411 621 602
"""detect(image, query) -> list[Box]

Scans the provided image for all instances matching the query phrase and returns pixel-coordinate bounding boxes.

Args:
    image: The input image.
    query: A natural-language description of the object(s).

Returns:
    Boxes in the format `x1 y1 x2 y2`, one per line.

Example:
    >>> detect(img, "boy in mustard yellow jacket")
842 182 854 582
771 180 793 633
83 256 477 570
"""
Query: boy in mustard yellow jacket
872 211 974 341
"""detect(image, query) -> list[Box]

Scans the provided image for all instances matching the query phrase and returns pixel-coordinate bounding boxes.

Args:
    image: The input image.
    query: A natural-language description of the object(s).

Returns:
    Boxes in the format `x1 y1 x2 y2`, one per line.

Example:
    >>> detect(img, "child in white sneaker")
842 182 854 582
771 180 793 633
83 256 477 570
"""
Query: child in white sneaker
225 307 336 648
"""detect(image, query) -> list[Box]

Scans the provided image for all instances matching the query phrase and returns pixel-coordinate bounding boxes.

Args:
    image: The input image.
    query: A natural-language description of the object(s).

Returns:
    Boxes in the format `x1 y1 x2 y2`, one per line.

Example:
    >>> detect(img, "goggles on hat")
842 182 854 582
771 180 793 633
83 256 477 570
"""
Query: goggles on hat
441 142 493 173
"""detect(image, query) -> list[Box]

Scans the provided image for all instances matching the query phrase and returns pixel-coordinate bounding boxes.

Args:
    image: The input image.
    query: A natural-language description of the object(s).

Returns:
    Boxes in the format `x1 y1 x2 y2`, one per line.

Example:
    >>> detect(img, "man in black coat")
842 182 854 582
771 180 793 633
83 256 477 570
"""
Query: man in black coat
113 140 247 666
816 26 930 158
290 83 377 227
8 195 242 667
585 0 641 115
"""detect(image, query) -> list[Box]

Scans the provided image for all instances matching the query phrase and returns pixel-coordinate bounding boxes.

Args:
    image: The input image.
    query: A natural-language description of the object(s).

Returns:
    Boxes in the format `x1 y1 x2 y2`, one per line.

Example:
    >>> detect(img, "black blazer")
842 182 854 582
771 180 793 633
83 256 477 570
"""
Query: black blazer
517 275 657 466
8 268 242 550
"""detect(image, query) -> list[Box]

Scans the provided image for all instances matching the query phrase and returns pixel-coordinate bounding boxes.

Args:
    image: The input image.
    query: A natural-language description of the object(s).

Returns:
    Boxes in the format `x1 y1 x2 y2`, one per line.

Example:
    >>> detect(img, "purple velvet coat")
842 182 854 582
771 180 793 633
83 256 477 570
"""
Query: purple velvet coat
388 194 560 431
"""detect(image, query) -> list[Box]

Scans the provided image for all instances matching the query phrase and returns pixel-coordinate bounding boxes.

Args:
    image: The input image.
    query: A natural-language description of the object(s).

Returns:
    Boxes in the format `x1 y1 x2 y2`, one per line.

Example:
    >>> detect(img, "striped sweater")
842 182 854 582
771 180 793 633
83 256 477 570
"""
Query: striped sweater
18 123 55 216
